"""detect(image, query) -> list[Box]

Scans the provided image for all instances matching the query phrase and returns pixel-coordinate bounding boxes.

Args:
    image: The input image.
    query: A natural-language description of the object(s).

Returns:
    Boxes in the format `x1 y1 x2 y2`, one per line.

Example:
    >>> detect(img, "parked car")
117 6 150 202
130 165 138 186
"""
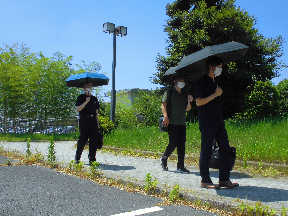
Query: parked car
41 127 53 134
61 126 77 134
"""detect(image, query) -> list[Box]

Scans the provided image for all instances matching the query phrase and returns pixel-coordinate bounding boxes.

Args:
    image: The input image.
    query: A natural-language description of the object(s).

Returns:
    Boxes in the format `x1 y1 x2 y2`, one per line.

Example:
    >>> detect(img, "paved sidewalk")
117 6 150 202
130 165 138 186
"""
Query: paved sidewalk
0 141 288 212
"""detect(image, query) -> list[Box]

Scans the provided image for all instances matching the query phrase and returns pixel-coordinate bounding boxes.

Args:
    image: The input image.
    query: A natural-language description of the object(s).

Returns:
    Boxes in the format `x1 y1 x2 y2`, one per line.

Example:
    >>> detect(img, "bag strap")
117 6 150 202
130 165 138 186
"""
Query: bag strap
166 89 173 118
213 139 218 149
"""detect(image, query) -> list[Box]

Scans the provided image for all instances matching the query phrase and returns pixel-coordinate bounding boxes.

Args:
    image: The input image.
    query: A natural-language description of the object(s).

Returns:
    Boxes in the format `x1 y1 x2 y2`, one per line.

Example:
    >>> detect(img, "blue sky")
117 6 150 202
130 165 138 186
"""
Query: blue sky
0 0 287 98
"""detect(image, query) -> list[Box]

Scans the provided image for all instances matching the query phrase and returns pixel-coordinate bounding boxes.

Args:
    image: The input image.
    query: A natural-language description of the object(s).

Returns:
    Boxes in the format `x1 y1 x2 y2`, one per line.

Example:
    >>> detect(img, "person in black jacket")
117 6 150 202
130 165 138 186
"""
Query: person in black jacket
75 82 100 164
195 56 239 189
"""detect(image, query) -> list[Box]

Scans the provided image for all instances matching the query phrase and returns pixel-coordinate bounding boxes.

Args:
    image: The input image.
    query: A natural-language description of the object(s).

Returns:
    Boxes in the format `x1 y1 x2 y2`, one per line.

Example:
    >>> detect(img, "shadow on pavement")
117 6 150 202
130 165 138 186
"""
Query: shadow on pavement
99 163 136 171
191 170 253 179
217 185 288 203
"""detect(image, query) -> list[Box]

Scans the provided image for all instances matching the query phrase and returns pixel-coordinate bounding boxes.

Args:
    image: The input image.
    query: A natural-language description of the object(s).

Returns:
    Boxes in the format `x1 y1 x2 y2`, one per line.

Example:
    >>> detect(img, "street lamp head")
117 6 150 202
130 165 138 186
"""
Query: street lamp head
103 22 115 34
116 26 127 37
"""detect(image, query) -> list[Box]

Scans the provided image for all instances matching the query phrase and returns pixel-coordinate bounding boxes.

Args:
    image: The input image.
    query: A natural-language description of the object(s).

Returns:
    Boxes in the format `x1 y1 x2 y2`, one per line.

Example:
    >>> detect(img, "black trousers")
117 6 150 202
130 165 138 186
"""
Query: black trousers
199 122 231 183
163 124 186 168
75 116 99 161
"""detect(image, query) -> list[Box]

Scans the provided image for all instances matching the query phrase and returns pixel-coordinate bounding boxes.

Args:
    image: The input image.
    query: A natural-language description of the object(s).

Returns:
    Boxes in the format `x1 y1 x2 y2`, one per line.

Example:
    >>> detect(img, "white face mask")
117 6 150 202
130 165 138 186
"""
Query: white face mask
213 67 222 77
86 87 93 94
177 82 185 89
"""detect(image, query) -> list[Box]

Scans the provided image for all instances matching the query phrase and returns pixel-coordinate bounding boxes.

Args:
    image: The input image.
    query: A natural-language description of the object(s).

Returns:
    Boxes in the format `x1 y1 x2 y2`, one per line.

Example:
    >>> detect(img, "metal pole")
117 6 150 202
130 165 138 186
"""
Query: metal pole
110 28 116 124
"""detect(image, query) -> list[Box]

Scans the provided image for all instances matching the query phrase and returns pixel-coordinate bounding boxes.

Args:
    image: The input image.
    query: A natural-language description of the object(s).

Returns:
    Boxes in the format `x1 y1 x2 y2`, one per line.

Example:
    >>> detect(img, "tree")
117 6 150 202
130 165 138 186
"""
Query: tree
32 52 79 132
114 92 138 129
153 0 286 118
276 79 288 117
0 44 30 132
132 90 163 127
243 80 279 119
0 44 81 133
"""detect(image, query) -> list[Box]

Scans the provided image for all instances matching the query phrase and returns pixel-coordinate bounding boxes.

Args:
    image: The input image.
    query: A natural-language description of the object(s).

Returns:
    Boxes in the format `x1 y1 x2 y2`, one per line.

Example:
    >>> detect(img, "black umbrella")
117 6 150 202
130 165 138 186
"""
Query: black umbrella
65 72 109 88
162 67 178 83
175 41 249 83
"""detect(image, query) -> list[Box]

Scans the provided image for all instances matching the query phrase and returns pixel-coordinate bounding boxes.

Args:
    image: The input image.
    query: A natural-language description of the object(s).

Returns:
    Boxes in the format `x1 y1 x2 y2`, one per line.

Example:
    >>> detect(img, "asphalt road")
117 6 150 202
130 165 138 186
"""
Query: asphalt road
0 158 216 216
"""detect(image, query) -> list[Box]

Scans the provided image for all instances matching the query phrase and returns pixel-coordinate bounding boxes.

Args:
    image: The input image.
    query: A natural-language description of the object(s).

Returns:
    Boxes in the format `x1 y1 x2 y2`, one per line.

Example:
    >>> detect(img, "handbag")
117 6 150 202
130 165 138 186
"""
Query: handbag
97 129 103 150
159 89 172 132
159 116 168 132
209 140 236 171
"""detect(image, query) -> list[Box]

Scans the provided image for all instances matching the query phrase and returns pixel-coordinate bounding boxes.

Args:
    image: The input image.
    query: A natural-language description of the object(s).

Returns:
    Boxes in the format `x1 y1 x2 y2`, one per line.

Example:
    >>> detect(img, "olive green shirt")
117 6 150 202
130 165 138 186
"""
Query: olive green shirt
162 88 188 126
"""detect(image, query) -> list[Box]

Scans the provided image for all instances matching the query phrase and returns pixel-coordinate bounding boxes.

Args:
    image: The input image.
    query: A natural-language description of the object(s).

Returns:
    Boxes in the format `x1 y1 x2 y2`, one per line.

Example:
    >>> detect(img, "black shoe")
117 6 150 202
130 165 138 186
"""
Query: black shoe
88 154 96 165
75 159 80 164
89 160 96 166
89 158 96 166
219 180 239 188
176 167 190 174
160 157 168 171
201 182 220 189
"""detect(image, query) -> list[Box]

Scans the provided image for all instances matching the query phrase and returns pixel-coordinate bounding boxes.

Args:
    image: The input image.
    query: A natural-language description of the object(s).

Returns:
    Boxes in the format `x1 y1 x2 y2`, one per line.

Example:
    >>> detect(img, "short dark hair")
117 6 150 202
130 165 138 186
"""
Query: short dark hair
206 56 223 71
83 82 93 88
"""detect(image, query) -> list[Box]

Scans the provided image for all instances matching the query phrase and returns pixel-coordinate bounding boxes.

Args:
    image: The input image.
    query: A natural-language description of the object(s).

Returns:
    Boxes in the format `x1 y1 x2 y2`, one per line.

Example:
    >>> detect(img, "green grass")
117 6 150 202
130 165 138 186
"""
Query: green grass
0 117 287 164
226 117 288 164
0 133 78 142
104 117 288 164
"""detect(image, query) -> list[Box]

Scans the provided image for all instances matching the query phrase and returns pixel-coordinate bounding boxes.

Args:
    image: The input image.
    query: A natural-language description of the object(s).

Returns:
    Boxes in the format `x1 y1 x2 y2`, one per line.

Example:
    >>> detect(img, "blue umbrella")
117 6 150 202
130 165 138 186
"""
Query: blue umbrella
65 72 109 88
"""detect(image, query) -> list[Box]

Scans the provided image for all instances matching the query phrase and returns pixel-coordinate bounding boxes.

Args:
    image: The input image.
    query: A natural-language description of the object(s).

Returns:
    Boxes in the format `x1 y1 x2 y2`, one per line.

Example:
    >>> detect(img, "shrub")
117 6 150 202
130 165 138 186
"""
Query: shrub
114 92 138 129
132 90 162 127
243 80 279 119
276 79 288 117
99 115 114 134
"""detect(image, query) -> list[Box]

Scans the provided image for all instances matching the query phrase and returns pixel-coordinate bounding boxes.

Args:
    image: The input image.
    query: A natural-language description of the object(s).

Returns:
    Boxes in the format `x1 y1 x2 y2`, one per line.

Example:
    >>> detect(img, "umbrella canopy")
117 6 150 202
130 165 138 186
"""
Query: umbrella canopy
65 72 109 88
162 67 178 83
175 41 249 83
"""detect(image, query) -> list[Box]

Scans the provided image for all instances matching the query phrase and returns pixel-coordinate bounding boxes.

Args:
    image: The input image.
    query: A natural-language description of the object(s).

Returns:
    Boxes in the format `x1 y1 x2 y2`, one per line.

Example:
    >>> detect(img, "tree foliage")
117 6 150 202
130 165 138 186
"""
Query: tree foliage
153 0 286 119
109 90 163 129
0 43 105 133
132 90 163 127
243 80 279 119
276 79 288 117
114 92 138 129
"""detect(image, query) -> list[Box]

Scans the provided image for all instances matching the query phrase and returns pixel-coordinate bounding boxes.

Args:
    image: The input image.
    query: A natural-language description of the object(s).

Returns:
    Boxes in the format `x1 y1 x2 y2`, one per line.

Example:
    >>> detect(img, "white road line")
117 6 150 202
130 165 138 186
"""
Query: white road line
111 206 164 216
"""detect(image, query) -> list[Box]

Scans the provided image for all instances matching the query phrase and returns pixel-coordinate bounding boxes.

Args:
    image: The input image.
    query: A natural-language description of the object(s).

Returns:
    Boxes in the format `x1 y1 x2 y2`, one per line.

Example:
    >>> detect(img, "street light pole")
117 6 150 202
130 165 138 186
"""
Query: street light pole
111 28 116 124
103 22 127 125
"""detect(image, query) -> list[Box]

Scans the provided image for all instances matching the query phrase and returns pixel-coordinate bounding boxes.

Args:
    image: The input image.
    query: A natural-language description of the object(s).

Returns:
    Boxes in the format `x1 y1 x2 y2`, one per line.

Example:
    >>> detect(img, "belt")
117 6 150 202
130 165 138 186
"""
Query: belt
80 115 96 118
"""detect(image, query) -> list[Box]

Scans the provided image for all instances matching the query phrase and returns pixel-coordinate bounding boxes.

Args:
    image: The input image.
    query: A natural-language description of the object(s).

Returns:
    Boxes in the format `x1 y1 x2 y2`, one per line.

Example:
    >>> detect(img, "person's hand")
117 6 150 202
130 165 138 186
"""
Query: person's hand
215 86 223 97
163 116 169 127
85 97 91 104
188 94 193 103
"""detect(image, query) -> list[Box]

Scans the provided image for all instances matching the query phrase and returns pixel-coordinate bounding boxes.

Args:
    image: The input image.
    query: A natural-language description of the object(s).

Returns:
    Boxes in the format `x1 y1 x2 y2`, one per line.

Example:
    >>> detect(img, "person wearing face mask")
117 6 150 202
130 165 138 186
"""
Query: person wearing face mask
160 76 193 173
195 56 239 189
75 82 100 165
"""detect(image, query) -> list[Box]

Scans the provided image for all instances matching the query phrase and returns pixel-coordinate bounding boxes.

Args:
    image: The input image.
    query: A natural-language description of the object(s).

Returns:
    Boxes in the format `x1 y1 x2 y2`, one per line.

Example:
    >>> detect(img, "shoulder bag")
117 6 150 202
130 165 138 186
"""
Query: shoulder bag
209 140 236 171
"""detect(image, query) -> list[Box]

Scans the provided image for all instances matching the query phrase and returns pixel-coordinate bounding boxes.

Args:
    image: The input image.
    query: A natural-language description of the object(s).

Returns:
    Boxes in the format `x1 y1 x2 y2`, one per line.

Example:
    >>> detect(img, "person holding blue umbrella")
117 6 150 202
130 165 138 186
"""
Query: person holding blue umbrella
66 72 109 164
75 81 100 165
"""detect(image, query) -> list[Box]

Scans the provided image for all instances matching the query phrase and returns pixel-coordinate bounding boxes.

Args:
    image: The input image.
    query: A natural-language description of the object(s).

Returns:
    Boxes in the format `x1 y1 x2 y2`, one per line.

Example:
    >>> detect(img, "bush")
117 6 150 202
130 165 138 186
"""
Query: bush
99 115 114 134
276 79 288 117
243 80 279 119
115 93 138 129
132 90 162 127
